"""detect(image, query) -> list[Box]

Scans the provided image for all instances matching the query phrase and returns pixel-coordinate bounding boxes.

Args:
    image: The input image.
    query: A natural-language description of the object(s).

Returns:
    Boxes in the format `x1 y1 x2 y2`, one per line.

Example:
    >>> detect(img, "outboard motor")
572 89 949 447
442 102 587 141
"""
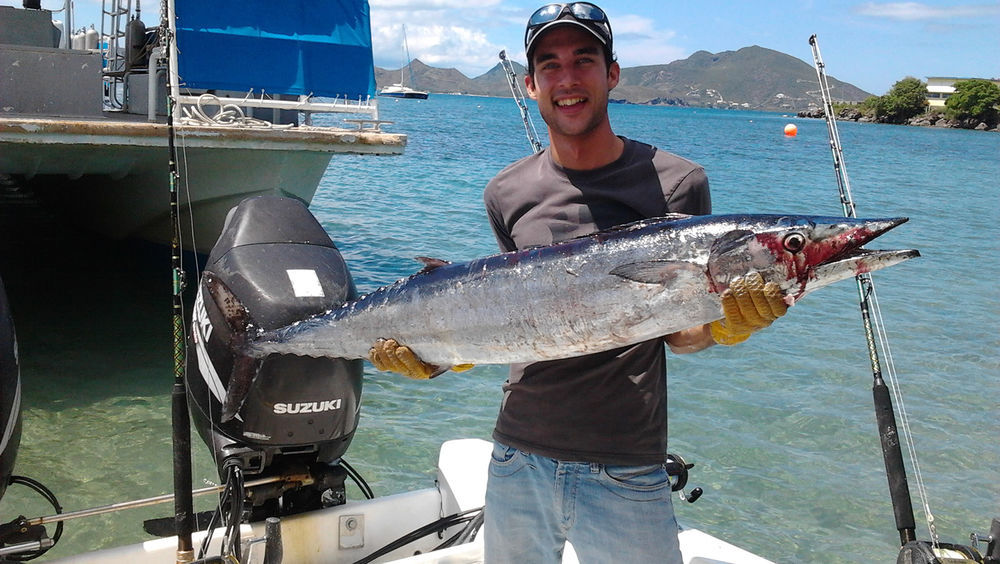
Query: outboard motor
187 196 362 517
0 275 21 503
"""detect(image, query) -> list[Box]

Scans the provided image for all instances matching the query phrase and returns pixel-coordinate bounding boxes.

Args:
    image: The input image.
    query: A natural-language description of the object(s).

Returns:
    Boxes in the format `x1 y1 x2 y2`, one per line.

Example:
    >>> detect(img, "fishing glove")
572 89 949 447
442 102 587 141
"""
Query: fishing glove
710 272 788 346
368 338 474 379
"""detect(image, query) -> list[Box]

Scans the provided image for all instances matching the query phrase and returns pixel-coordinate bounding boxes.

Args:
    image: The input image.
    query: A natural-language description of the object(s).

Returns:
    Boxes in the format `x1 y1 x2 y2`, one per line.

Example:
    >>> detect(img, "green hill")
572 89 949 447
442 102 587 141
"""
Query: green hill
376 45 871 112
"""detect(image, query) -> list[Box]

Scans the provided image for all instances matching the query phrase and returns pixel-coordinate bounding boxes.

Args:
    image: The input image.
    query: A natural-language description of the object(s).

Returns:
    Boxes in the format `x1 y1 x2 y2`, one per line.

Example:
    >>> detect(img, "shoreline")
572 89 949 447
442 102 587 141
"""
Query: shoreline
796 108 999 132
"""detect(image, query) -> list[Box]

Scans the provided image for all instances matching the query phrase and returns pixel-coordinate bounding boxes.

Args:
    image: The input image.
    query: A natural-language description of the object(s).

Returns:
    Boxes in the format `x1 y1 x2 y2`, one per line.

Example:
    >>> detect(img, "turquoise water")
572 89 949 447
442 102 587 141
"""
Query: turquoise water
1 94 998 562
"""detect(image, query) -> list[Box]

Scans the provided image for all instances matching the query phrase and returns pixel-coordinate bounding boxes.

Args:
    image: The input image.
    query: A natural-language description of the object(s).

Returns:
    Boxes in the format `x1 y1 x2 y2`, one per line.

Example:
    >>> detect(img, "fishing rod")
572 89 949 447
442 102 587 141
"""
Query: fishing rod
163 0 196 560
808 33 916 547
498 50 543 154
808 35 998 564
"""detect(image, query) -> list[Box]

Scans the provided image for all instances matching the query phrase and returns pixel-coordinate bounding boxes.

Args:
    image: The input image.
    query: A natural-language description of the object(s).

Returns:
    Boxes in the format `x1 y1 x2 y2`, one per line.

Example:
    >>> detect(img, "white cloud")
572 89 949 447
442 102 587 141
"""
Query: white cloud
369 0 522 77
371 0 501 9
608 14 687 66
373 23 505 75
854 2 1000 21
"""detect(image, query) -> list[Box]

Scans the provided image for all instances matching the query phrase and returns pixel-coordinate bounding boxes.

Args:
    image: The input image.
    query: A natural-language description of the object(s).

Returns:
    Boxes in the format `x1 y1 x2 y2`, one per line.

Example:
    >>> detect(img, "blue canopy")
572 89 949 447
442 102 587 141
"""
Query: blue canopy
174 0 376 99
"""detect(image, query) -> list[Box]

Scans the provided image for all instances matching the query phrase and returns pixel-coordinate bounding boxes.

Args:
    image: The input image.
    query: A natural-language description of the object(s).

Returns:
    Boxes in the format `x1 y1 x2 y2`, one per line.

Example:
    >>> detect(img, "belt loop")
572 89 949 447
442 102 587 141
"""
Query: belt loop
590 462 600 473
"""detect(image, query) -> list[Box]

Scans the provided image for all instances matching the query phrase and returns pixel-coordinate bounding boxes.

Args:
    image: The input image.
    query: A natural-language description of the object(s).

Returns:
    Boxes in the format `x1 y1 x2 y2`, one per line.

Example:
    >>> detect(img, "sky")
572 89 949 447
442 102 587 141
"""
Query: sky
6 0 999 95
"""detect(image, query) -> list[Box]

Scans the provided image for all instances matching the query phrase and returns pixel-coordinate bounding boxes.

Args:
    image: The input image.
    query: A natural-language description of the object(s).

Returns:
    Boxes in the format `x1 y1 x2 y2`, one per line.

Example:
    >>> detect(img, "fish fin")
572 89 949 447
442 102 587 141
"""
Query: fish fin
415 256 451 274
709 229 753 257
204 273 262 422
205 273 254 333
221 355 263 422
610 260 703 284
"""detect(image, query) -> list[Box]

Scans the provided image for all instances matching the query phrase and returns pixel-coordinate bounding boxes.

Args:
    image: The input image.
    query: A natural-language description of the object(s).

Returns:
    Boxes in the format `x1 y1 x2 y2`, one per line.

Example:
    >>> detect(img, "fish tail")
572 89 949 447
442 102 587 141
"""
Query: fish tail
204 273 263 422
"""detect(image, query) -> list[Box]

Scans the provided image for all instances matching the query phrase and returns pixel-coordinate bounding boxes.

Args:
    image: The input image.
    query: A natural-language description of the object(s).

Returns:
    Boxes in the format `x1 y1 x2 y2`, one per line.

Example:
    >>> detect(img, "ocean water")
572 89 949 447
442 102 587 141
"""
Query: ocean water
1 94 997 563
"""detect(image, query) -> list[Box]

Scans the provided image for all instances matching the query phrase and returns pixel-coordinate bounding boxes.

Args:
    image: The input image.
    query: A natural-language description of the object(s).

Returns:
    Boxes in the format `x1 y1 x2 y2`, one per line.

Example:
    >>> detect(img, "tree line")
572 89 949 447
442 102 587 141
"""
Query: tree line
845 77 1000 127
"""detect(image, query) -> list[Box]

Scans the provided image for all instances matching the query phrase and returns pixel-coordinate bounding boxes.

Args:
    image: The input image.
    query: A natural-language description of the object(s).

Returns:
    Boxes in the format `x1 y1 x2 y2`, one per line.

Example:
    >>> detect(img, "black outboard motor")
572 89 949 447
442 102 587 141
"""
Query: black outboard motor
187 196 362 517
0 274 22 503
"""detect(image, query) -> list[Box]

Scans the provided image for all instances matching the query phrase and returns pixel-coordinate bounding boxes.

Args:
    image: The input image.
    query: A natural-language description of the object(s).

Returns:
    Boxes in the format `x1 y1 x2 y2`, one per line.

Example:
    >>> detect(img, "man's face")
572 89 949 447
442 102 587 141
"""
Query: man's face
525 26 620 140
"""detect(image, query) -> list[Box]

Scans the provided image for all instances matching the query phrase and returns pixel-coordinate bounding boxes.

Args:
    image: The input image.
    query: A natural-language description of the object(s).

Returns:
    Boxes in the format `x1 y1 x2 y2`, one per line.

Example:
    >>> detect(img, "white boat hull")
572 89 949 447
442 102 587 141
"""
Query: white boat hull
46 439 774 564
0 117 405 254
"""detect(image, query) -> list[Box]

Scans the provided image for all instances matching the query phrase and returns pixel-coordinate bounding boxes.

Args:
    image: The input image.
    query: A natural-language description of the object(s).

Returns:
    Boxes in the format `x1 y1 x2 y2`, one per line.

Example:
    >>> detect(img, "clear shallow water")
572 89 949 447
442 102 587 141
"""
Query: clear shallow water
1 94 997 562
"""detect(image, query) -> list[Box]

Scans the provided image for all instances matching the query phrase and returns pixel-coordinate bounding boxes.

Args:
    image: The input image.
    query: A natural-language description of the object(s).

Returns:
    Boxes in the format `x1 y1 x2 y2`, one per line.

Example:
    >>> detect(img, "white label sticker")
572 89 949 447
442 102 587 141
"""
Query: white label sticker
286 269 325 298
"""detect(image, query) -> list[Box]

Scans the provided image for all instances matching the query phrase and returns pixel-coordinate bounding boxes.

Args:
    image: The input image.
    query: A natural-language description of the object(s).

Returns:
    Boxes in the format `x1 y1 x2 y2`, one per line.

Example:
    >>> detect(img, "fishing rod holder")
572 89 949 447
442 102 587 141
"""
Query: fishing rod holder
972 518 1000 563
0 515 54 558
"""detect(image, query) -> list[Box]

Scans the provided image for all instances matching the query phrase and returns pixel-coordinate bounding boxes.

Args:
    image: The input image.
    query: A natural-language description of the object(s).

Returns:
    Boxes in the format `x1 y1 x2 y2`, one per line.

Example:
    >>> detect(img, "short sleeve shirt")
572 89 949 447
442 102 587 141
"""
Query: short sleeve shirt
483 137 711 465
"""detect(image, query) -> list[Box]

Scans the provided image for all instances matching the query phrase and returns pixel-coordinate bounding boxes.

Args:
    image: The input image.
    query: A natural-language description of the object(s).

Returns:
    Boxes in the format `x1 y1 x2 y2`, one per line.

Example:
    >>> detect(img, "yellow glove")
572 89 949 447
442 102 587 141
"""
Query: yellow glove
368 338 475 379
710 272 788 346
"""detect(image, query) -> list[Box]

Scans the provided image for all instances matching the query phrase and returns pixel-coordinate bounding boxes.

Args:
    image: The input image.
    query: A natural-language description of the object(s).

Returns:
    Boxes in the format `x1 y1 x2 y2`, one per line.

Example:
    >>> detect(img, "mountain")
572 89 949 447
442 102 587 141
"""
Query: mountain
375 59 528 97
614 46 871 110
375 46 872 112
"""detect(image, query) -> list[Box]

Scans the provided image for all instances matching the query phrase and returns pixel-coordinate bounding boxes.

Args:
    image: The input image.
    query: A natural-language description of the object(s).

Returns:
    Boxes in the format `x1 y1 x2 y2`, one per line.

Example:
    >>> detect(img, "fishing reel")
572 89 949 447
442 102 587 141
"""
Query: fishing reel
665 452 702 504
894 519 1000 564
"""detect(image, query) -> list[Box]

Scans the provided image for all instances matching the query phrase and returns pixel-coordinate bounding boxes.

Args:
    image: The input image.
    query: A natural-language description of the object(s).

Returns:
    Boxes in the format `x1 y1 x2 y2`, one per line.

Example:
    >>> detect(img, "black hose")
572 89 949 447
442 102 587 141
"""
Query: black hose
351 507 483 564
5 475 62 561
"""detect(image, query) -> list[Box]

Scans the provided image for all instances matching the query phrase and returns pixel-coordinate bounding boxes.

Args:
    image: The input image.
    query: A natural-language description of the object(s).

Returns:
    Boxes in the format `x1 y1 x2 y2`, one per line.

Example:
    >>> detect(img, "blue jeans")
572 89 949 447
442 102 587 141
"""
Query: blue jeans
484 441 682 564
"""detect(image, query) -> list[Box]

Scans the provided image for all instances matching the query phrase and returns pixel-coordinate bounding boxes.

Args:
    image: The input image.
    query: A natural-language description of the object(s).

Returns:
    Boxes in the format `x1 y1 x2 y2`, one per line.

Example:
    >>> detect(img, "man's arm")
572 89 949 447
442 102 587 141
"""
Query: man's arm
665 324 714 354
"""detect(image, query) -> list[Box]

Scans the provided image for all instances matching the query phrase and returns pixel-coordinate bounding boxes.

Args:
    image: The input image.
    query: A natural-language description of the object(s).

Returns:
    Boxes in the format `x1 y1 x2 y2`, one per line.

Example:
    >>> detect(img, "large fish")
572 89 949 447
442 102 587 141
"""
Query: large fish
241 213 917 367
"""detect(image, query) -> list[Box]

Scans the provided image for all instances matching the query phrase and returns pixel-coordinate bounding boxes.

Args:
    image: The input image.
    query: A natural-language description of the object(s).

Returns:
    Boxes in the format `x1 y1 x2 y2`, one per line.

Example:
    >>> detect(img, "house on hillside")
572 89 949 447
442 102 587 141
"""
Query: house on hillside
926 76 1000 107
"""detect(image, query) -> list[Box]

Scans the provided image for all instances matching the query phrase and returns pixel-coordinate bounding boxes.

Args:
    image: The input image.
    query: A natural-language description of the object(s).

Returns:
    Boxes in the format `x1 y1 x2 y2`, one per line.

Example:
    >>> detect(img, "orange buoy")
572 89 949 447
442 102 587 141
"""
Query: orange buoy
784 123 798 136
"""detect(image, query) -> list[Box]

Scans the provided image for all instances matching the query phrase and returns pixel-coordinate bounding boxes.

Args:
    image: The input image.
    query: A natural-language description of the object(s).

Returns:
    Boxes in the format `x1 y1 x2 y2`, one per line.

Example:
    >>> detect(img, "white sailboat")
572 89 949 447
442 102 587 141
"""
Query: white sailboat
380 26 429 99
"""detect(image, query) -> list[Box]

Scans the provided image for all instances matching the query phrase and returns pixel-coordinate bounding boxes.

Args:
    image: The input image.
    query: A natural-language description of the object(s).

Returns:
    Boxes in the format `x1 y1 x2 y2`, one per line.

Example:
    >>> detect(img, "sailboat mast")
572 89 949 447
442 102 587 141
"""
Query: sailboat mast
403 25 415 88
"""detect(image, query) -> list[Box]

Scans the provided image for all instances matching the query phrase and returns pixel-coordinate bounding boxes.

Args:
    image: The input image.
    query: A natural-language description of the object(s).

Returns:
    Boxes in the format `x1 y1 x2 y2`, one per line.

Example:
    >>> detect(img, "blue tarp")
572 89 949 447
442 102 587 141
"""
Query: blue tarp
174 0 376 99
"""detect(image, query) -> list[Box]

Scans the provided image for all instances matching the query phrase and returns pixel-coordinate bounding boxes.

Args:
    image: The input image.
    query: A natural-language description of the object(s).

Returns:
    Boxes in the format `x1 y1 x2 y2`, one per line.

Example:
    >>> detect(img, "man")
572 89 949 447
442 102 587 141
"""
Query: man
370 3 787 562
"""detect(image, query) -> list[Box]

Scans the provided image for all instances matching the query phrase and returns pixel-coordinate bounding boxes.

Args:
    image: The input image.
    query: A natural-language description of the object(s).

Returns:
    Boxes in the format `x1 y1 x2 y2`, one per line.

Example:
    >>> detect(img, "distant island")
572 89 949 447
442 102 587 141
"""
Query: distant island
375 45 872 113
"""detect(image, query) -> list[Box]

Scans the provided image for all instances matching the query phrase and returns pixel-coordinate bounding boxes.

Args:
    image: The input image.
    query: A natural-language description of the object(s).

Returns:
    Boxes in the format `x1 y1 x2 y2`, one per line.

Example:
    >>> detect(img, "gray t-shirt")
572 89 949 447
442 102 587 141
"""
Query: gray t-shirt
483 137 711 465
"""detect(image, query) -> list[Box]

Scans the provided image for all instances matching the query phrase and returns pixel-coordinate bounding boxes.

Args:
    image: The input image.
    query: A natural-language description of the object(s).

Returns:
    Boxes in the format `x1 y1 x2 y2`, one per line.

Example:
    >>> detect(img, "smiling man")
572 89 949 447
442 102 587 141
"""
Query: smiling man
369 2 789 562
478 5 714 562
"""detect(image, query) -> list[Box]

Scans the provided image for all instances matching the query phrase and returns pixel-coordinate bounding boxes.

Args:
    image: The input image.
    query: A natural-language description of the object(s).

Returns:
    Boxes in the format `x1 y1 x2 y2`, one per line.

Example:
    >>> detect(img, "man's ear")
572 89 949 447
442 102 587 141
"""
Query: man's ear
607 61 620 91
525 73 538 100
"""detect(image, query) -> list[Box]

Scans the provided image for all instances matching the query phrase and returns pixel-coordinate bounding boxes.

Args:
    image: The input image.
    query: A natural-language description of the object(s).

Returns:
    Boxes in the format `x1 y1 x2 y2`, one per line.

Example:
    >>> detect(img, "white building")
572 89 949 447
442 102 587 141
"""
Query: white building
926 77 1000 108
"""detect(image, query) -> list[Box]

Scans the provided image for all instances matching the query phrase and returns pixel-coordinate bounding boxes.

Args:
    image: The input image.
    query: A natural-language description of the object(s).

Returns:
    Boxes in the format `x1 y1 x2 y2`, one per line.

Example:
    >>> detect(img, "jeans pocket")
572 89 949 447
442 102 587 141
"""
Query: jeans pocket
488 442 528 477
600 463 671 501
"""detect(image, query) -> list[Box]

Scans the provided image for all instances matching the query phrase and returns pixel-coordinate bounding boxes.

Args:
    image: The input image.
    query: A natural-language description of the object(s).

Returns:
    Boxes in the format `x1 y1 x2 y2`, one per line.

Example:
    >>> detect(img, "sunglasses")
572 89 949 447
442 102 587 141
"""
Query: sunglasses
524 2 612 49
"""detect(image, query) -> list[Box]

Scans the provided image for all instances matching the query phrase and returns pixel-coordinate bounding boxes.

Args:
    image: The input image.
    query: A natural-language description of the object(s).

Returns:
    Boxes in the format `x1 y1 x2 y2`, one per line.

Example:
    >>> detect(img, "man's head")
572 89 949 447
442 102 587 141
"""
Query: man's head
524 2 613 75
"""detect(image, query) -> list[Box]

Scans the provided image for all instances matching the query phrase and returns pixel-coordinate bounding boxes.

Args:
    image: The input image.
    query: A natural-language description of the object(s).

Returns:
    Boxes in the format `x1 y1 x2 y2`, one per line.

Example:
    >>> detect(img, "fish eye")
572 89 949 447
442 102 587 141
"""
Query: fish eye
783 233 806 253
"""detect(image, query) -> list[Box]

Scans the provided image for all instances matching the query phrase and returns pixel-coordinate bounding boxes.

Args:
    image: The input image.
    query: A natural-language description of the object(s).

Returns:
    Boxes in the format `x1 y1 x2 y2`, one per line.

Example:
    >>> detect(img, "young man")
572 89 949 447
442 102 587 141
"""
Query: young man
370 3 787 561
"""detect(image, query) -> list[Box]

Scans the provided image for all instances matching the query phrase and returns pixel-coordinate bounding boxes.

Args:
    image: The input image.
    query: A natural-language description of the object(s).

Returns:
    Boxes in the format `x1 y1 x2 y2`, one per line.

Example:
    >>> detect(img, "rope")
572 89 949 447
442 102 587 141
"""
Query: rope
180 94 295 129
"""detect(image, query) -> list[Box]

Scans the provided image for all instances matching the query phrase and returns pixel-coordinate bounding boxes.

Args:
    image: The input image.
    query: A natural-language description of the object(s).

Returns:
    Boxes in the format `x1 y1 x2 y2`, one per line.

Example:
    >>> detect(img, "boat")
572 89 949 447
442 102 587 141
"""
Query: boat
379 26 429 100
0 0 405 254
378 84 430 100
0 5 771 562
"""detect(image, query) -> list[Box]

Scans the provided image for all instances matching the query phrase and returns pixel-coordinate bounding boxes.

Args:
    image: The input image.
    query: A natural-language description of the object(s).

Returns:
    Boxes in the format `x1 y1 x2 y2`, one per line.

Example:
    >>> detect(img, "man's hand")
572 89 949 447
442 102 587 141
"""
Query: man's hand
710 272 789 346
369 338 437 379
368 338 476 379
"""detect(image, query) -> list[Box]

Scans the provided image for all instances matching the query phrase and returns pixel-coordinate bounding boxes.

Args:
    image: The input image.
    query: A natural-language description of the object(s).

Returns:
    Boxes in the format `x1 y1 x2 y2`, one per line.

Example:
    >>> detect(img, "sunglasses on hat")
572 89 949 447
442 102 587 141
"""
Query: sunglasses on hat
524 2 612 56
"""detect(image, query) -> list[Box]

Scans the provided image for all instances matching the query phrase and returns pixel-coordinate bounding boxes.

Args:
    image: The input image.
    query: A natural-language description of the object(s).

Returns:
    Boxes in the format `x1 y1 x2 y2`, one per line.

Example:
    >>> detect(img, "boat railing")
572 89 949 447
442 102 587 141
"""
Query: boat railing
174 92 381 130
100 0 132 110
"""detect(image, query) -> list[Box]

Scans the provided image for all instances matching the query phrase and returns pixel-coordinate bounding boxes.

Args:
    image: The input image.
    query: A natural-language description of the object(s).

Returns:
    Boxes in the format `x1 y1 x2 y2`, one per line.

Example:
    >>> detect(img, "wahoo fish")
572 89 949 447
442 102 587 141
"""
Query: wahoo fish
244 213 917 366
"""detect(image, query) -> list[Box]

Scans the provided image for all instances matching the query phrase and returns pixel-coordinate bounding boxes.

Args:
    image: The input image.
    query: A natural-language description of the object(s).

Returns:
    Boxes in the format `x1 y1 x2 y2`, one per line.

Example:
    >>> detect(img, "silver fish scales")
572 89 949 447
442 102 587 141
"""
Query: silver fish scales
244 213 917 367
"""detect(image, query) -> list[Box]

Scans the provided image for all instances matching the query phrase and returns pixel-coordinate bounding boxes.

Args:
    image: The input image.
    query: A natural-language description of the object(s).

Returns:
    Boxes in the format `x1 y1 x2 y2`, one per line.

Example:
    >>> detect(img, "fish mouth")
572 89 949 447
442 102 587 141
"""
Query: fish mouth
812 247 920 283
802 217 919 297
